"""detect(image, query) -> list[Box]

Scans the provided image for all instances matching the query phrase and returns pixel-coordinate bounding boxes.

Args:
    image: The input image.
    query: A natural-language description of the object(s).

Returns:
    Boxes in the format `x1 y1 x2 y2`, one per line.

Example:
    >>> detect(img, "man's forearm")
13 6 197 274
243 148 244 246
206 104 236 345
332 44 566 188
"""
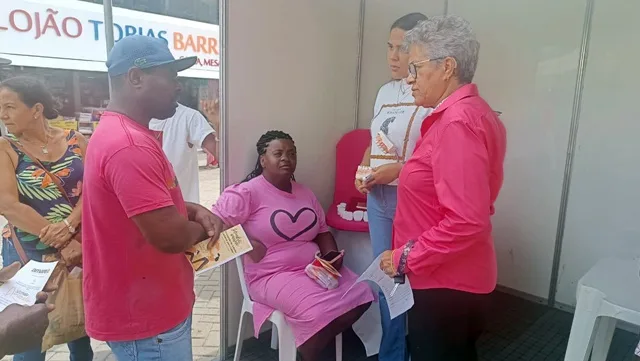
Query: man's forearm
201 133 218 160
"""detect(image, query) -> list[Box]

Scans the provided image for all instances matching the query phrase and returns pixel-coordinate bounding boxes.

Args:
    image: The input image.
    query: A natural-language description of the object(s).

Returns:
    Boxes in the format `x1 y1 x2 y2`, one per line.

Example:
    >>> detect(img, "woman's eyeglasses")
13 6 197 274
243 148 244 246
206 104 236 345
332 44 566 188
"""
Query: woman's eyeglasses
408 57 447 78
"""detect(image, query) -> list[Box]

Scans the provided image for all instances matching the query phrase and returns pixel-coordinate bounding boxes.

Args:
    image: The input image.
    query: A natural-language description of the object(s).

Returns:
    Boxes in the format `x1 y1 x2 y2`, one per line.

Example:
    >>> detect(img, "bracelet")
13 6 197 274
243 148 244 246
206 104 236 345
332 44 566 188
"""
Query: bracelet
396 239 416 275
62 219 76 234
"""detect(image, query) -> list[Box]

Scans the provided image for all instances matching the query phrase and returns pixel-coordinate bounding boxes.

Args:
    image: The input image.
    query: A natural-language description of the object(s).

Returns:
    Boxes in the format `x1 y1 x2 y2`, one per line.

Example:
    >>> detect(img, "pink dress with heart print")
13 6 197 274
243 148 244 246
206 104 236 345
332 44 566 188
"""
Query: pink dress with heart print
212 175 374 347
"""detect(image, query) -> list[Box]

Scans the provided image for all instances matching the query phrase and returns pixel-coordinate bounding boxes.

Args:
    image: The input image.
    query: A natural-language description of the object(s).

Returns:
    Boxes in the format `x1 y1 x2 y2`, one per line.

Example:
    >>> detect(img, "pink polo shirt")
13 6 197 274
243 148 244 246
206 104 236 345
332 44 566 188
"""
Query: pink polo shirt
392 84 507 293
82 111 194 341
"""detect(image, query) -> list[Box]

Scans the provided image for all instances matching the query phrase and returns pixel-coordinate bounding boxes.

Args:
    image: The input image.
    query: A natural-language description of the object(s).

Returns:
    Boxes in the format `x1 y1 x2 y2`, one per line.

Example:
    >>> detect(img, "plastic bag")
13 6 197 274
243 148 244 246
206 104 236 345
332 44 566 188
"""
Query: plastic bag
304 251 343 290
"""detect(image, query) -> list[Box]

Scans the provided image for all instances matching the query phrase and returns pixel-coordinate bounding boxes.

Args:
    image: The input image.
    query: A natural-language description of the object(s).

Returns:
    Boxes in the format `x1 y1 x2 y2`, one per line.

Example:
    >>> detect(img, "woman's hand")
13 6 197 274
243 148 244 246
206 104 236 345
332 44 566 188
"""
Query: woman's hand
379 250 397 278
247 240 267 263
364 163 403 190
39 222 72 249
354 178 369 194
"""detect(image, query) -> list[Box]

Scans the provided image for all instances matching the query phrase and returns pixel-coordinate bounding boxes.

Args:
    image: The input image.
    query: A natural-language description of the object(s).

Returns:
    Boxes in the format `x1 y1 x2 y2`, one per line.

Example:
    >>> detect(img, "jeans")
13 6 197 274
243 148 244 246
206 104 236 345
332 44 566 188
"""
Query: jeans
367 185 407 361
108 316 193 361
2 239 94 361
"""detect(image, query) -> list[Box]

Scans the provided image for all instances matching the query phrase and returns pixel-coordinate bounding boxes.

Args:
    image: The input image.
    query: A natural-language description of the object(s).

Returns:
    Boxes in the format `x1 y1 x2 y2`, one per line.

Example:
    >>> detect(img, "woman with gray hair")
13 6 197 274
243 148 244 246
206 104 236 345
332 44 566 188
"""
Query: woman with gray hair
378 15 507 360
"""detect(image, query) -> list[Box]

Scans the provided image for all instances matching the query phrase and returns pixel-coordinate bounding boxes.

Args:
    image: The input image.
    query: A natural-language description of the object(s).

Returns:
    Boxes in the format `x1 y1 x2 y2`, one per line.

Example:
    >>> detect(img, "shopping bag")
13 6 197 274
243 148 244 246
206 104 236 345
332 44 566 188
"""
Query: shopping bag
41 256 86 352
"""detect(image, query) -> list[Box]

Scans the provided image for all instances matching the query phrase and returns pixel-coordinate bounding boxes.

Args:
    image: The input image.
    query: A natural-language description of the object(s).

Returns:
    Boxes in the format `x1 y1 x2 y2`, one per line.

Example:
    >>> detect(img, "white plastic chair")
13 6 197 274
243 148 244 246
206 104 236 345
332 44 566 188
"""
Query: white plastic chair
564 257 640 361
233 257 343 361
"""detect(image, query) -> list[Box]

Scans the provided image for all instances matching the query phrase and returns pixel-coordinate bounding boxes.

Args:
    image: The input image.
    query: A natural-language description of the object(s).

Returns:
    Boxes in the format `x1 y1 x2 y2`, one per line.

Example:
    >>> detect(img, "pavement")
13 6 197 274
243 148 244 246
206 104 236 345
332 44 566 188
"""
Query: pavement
1 165 222 361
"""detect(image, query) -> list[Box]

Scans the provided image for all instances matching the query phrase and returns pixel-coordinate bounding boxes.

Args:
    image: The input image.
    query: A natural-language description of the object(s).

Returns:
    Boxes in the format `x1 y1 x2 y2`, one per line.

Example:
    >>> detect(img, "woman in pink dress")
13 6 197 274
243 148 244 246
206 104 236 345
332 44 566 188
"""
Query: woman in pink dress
211 130 373 361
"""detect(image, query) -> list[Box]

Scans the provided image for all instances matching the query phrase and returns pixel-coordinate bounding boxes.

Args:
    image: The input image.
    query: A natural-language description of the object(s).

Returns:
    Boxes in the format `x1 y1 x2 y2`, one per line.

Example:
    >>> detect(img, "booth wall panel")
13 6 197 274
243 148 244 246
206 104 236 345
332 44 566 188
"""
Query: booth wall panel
555 0 640 306
440 0 587 299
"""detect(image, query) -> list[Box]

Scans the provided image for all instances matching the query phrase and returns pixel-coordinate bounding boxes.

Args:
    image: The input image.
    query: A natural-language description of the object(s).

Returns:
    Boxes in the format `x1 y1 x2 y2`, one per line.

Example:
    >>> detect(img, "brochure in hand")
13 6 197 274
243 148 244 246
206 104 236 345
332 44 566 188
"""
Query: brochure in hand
185 225 253 275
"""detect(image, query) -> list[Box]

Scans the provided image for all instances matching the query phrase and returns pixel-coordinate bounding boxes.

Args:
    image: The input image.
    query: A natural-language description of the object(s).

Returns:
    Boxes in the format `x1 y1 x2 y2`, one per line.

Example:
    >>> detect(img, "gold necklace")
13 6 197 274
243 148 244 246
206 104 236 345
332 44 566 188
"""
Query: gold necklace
40 130 51 154
21 129 51 154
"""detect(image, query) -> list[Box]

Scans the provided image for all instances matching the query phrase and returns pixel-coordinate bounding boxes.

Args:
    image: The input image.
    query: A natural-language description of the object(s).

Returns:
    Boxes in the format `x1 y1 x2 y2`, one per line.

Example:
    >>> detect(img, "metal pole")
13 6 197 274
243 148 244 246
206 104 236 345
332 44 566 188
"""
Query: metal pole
103 0 115 96
547 0 595 306
219 0 228 358
352 0 365 130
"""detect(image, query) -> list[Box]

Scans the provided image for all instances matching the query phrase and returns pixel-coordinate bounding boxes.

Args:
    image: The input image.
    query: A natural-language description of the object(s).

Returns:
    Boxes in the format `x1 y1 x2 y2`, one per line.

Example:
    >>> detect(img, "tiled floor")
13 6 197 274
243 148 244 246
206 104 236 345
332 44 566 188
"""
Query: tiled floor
230 292 640 361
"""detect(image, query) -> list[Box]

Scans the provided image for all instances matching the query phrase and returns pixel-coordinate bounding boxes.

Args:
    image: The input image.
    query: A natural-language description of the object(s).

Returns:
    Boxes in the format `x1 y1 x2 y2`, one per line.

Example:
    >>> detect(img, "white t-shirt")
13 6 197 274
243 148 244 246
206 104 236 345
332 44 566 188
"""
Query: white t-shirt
369 79 432 185
149 103 214 203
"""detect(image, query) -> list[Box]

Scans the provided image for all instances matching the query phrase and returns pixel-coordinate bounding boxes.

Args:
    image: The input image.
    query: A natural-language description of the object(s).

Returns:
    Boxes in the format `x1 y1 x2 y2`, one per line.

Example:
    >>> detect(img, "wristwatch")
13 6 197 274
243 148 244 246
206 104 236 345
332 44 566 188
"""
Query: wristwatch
63 219 76 234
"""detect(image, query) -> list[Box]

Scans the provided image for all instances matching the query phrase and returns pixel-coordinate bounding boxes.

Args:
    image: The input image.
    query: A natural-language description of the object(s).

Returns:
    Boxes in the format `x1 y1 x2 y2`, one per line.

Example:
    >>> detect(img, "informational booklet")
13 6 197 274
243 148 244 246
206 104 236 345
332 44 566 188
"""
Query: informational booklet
185 225 253 275
0 260 58 312
342 253 414 319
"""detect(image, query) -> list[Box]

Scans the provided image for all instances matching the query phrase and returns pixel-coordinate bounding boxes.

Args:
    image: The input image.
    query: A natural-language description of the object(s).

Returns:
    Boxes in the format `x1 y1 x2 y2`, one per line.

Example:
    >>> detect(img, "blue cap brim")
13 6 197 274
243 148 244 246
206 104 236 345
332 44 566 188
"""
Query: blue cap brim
166 56 198 73
141 56 198 74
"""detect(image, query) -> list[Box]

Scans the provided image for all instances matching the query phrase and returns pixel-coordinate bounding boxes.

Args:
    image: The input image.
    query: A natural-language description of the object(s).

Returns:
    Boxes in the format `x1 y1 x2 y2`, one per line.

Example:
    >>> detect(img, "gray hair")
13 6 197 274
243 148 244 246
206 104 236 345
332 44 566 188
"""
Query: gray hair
403 15 480 84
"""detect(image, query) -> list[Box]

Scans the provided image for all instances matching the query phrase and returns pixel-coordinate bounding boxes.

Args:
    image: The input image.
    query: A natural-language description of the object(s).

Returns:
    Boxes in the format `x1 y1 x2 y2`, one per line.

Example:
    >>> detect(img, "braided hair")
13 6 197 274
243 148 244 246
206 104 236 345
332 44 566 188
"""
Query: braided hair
242 130 295 182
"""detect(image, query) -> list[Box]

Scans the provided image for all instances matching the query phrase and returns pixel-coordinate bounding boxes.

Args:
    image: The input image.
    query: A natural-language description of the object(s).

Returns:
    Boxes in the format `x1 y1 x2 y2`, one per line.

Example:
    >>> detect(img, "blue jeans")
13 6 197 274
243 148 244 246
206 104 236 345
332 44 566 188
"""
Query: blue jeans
2 239 94 361
108 316 193 361
367 185 408 361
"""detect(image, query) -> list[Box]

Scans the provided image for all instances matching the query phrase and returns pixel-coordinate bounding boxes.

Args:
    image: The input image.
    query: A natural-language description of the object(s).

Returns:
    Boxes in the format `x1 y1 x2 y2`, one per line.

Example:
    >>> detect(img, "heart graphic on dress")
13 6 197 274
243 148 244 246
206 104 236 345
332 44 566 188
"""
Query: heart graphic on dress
270 207 318 242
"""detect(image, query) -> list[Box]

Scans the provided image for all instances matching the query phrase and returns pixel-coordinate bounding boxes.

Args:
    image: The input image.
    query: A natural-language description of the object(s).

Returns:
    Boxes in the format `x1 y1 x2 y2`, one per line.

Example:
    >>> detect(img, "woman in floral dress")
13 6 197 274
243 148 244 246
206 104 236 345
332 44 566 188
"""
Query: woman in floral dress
0 77 92 361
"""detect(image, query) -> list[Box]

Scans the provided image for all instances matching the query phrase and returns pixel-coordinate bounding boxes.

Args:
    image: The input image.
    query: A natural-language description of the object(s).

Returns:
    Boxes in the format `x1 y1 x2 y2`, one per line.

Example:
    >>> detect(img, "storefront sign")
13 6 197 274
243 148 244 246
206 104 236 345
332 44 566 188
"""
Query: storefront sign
0 0 220 79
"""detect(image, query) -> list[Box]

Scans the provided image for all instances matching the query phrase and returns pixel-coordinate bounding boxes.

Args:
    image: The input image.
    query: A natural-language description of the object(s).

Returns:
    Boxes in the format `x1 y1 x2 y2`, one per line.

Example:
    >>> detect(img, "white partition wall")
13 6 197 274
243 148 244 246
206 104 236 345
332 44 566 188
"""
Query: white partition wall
555 0 640 306
356 0 446 128
223 0 362 346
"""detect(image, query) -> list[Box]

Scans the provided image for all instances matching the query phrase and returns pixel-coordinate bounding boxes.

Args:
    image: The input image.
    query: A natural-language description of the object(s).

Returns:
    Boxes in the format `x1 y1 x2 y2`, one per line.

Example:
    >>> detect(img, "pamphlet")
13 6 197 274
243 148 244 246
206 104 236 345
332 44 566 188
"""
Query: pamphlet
185 225 253 275
342 254 414 319
0 260 58 312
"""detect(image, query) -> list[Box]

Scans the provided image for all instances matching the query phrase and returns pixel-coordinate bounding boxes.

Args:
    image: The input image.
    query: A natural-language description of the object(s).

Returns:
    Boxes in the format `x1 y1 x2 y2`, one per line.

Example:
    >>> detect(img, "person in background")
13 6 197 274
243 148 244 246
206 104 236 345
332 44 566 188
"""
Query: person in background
354 12 430 361
149 99 220 204
210 130 373 361
379 15 507 361
82 35 222 361
0 76 93 361
0 262 54 359
202 99 220 169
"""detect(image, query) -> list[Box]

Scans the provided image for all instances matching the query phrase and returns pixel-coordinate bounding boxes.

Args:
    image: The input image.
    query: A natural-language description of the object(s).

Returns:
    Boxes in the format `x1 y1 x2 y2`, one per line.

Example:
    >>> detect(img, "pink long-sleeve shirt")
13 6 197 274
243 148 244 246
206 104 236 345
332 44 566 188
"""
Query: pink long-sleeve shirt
392 84 507 293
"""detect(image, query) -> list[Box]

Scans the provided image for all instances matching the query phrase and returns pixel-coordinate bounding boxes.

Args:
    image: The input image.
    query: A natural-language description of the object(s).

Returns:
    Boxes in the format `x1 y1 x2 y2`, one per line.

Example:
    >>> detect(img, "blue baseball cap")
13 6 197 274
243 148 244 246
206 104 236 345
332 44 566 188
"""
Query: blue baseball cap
106 35 197 77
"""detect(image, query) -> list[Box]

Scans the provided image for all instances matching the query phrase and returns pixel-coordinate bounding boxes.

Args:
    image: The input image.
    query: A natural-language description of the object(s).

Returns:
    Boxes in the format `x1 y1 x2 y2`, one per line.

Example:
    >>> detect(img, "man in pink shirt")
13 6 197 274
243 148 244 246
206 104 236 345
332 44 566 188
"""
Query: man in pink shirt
82 35 222 360
378 16 507 361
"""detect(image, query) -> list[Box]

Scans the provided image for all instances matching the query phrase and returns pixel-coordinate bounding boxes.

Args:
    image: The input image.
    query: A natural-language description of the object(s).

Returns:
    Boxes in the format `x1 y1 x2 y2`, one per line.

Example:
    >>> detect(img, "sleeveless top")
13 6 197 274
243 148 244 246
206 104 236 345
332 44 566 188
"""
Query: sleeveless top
1 130 84 253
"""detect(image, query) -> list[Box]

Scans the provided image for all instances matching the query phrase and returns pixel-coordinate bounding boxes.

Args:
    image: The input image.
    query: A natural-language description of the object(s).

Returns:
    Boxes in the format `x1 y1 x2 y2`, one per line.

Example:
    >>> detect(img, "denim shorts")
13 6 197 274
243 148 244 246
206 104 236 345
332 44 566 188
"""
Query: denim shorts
107 316 193 361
